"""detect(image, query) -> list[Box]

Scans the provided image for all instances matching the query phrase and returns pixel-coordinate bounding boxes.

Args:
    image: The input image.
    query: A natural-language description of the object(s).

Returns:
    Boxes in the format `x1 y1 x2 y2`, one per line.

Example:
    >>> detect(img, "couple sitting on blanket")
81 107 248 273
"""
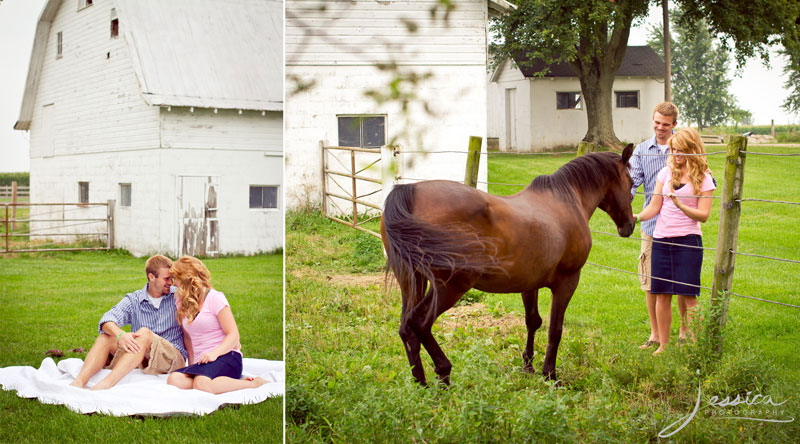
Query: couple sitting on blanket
69 254 267 393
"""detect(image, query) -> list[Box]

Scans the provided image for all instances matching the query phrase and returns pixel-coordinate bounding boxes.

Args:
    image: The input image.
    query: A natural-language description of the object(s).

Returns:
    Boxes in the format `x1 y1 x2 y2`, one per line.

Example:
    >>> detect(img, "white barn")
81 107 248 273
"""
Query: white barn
488 46 666 152
285 0 513 210
14 0 284 257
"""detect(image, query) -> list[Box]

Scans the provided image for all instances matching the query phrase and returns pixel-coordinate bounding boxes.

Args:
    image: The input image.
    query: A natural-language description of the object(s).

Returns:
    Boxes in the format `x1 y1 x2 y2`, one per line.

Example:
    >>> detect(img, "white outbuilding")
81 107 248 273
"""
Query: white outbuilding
285 0 514 210
488 46 666 152
14 0 284 257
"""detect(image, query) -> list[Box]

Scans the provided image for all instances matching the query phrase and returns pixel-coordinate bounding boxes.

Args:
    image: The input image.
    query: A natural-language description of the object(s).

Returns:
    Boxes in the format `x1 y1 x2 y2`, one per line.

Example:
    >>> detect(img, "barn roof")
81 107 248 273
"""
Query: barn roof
15 0 283 131
511 46 665 78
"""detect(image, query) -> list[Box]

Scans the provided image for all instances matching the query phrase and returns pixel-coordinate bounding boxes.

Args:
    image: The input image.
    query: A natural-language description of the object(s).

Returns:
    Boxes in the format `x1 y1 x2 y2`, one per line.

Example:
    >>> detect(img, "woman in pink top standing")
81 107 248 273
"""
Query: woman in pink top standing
167 256 266 393
635 128 716 356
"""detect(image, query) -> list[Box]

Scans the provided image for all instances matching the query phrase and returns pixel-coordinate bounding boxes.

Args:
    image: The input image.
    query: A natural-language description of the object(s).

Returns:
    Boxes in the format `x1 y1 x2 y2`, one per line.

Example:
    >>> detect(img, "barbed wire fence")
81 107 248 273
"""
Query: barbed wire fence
387 137 800 350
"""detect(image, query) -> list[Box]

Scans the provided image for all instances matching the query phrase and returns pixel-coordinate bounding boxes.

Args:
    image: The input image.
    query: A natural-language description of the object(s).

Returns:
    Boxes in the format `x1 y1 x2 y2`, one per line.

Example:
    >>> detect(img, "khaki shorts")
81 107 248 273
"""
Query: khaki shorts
638 234 653 292
105 333 186 375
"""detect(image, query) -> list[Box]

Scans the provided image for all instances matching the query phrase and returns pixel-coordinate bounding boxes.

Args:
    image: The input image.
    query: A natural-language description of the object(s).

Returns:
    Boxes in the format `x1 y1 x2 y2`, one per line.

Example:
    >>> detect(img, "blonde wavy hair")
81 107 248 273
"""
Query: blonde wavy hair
171 256 212 323
667 128 710 194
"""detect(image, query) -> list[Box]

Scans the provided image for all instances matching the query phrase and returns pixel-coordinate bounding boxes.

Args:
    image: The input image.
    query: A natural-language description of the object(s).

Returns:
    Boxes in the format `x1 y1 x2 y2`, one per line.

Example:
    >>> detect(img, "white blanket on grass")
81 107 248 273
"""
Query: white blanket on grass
0 357 284 416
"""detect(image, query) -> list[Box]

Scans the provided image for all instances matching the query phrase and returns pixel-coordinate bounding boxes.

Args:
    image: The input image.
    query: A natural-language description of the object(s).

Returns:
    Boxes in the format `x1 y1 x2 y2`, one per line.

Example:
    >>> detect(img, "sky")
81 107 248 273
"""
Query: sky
0 1 796 173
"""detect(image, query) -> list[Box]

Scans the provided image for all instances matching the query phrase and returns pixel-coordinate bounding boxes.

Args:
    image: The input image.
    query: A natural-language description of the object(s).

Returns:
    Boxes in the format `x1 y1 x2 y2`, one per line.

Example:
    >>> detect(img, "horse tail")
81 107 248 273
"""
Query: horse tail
382 183 502 325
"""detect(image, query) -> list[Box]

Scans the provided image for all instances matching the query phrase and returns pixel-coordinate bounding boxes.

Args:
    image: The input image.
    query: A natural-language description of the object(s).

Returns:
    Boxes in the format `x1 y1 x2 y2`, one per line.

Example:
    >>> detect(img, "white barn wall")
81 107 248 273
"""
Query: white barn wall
29 0 160 158
610 77 664 144
160 108 284 256
286 0 491 210
488 60 529 151
24 0 284 257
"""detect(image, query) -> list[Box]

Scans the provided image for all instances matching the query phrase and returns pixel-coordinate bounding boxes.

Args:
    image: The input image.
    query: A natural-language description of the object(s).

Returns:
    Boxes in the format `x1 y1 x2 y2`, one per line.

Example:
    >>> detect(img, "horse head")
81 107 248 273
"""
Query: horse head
598 143 635 237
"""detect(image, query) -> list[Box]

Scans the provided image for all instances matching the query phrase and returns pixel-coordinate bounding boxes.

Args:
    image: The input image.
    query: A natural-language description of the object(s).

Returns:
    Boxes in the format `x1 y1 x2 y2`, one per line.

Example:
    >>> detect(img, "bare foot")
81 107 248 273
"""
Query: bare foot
246 376 268 387
69 379 86 388
89 381 112 391
652 345 666 356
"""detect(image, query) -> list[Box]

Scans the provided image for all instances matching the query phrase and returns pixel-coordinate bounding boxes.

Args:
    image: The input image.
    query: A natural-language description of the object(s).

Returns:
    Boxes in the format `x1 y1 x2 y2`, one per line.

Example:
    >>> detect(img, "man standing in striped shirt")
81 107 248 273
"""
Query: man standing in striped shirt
628 102 678 350
70 255 187 390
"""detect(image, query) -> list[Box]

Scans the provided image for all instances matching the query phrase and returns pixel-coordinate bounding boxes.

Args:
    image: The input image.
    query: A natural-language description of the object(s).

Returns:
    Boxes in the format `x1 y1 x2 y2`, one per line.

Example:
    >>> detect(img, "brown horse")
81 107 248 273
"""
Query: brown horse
380 144 635 386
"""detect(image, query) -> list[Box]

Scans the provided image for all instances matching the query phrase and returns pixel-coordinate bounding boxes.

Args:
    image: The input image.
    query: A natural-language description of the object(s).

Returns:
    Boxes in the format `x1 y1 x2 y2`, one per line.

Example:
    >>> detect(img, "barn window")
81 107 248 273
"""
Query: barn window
78 0 93 10
110 9 119 39
57 32 63 59
119 183 131 207
615 91 639 108
337 116 386 148
249 186 278 209
78 182 89 204
556 92 581 110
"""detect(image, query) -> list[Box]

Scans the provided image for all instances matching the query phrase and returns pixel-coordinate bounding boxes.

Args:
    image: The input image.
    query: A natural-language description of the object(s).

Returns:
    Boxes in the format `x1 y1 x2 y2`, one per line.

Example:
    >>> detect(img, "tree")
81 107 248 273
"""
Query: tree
781 48 800 116
729 107 753 127
647 14 737 129
491 0 800 148
491 0 651 150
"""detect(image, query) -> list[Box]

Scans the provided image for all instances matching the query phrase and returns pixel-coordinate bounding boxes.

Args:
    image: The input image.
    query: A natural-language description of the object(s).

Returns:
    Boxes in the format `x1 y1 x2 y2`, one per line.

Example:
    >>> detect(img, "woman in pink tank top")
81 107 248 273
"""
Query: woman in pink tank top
166 256 267 393
635 128 716 356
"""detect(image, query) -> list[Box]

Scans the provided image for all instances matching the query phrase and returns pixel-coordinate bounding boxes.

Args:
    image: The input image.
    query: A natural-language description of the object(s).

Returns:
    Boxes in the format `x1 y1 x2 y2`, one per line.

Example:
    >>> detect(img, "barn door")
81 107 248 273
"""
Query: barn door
177 176 219 257
505 88 517 151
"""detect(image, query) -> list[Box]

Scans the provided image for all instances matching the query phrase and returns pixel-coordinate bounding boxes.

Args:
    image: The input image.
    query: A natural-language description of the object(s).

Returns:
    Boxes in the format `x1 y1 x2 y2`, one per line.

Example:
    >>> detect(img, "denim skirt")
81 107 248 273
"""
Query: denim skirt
173 350 243 379
650 234 703 296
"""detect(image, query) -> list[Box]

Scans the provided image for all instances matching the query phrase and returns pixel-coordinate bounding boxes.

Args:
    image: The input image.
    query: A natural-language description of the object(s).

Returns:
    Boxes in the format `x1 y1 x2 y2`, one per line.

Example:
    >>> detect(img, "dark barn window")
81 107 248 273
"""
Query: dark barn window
337 116 386 148
249 186 278 209
556 92 582 110
615 91 640 108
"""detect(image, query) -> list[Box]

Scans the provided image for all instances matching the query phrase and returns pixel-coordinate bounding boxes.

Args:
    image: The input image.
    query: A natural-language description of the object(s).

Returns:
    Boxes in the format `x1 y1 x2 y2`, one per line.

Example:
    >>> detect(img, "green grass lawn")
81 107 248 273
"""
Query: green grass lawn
286 145 799 443
0 251 284 444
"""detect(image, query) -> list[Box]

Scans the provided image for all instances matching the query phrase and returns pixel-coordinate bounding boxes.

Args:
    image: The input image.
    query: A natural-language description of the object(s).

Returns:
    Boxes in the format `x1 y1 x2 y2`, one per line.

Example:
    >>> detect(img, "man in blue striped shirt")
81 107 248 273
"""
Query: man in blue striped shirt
70 255 187 390
628 102 678 350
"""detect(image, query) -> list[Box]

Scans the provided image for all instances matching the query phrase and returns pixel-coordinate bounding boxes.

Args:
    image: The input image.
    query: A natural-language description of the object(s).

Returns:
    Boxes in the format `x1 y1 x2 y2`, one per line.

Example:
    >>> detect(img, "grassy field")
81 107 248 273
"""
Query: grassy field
286 145 799 442
0 251 284 444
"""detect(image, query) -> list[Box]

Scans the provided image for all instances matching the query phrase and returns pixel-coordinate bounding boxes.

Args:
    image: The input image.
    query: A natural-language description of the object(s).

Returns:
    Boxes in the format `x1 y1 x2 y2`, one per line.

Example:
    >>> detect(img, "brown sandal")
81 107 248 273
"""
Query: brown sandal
638 340 659 350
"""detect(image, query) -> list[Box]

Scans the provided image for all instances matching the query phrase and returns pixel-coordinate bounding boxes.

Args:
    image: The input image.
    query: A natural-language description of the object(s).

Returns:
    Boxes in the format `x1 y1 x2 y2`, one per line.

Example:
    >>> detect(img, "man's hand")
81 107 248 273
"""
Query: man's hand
118 332 141 354
197 351 219 364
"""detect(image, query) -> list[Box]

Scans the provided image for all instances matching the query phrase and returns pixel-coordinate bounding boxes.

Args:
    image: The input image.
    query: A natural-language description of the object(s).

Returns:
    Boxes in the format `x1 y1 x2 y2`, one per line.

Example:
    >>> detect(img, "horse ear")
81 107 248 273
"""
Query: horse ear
621 143 633 166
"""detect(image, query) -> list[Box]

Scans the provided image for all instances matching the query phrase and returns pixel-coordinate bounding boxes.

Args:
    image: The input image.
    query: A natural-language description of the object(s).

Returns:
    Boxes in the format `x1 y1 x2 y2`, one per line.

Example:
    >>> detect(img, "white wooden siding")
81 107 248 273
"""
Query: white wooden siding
286 0 488 66
160 108 283 152
29 0 159 158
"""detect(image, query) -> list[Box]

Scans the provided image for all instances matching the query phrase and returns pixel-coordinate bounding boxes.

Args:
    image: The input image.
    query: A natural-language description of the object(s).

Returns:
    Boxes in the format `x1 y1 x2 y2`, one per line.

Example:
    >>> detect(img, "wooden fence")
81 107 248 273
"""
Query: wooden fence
0 185 29 198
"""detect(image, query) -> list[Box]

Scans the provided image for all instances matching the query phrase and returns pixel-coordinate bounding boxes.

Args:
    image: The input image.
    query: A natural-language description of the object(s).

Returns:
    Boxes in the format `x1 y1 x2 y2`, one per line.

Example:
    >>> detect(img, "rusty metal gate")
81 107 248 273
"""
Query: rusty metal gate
320 142 384 239
1 201 113 253
177 176 219 257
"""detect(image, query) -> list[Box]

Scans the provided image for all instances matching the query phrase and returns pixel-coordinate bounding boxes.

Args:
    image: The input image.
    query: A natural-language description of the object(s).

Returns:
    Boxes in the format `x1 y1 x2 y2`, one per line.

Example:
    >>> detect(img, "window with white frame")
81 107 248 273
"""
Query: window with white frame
615 91 640 108
249 186 278 209
79 182 89 204
337 116 386 148
57 32 63 58
556 92 582 110
120 183 131 207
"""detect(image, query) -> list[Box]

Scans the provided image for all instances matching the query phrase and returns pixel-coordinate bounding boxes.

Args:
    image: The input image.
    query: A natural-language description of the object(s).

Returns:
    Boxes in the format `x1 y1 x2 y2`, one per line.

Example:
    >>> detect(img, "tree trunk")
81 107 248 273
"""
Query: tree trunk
577 63 622 151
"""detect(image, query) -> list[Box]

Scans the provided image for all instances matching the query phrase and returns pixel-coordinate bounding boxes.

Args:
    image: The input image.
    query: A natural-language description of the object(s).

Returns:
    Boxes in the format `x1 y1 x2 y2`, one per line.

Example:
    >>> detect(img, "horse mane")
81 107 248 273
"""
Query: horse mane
528 152 622 199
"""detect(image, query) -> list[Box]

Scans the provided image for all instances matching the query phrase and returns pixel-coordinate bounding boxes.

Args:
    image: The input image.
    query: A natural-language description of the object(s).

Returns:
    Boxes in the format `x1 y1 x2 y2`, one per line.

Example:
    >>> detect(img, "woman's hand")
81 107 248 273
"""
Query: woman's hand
198 351 220 364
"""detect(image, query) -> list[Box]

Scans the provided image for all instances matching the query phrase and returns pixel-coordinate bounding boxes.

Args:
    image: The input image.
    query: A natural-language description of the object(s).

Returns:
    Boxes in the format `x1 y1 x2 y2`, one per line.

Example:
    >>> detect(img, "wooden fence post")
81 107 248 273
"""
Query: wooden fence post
381 145 398 208
576 141 596 157
107 199 115 250
708 135 747 353
320 140 327 217
464 136 482 188
11 181 17 231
